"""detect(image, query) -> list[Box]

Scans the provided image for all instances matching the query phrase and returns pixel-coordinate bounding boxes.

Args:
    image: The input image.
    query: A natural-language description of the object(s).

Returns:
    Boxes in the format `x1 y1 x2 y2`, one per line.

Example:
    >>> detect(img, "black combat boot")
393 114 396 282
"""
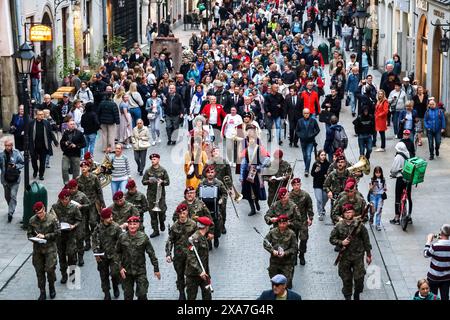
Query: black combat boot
221 225 227 234
104 291 111 300
178 290 186 300
214 237 220 248
255 201 261 211
344 295 352 300
248 200 256 216
160 221 166 232
78 253 84 267
299 253 306 265
353 292 360 300
137 295 148 300
150 230 160 238
49 283 56 299
60 273 68 284
113 284 120 298
38 290 46 300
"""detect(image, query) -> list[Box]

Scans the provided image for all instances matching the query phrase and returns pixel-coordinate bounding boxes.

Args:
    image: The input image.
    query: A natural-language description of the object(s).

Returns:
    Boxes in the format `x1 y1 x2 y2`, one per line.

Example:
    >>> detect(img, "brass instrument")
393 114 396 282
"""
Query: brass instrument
347 156 371 176
223 176 243 203
246 165 257 183
92 154 114 188
270 164 294 207
152 180 162 212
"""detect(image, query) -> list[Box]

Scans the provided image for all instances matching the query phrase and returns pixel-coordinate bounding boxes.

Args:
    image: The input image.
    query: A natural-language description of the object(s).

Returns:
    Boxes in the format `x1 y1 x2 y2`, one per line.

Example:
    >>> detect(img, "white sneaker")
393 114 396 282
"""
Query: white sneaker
151 141 156 146
157 138 161 143
375 148 385 152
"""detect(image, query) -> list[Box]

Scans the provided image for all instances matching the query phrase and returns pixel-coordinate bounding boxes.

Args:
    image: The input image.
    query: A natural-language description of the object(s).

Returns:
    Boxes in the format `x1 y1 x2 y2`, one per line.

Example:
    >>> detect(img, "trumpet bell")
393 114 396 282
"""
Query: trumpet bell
348 155 371 175
152 205 162 212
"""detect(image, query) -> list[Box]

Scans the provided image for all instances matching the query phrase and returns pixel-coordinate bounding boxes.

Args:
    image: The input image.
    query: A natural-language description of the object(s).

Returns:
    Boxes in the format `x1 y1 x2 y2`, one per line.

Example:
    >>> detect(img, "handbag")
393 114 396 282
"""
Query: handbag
5 166 20 183
345 95 350 107
8 126 16 134
318 109 332 123
147 113 156 120
382 192 387 200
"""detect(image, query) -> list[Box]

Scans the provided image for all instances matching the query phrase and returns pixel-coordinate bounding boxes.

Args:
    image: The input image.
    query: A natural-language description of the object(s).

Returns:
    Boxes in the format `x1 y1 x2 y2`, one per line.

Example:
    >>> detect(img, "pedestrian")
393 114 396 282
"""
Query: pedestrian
75 81 94 105
352 106 375 159
257 274 302 300
345 67 360 117
31 56 43 103
264 84 285 145
92 208 122 300
29 109 59 180
80 102 100 157
368 166 387 231
127 82 144 128
98 86 120 152
201 95 227 143
296 108 320 177
311 149 330 221
116 216 161 300
424 224 450 300
184 137 208 190
9 105 26 151
118 93 133 148
412 86 428 146
60 119 86 185
285 87 303 148
109 143 132 195
221 106 243 165
0 139 24 222
413 279 440 300
164 84 185 145
145 89 164 145
131 119 151 176
373 90 389 152
300 82 320 117
424 99 446 160
358 46 372 79
387 82 407 137
27 202 59 300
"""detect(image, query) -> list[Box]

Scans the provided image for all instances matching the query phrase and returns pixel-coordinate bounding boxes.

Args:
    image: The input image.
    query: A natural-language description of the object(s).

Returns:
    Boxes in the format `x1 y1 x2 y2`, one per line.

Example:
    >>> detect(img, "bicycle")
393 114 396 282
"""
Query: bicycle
399 179 412 231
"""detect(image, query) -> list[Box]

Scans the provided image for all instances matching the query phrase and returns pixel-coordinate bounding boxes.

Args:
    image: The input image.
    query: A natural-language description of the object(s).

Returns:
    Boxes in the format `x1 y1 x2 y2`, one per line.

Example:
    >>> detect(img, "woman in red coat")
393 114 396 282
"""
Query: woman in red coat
201 95 227 142
374 89 389 152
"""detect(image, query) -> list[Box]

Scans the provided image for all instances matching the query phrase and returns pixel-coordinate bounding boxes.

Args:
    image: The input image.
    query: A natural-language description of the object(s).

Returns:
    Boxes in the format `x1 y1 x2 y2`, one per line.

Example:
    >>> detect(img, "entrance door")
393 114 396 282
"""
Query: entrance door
416 15 428 88
113 0 138 49
432 27 442 99
40 13 56 93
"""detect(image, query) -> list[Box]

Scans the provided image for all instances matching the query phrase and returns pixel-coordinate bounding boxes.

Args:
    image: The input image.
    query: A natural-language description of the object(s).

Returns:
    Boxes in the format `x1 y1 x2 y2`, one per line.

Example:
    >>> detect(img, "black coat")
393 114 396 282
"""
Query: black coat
311 160 330 189
60 128 86 158
352 113 375 135
10 114 26 151
164 93 185 116
81 111 101 135
285 94 303 122
264 93 285 118
28 119 58 155
296 117 320 144
98 99 120 125
321 94 342 119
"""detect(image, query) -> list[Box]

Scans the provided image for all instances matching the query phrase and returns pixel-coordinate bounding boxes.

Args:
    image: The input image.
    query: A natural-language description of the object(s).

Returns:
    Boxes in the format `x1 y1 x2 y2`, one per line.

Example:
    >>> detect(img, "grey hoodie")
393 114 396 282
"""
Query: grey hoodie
390 142 410 178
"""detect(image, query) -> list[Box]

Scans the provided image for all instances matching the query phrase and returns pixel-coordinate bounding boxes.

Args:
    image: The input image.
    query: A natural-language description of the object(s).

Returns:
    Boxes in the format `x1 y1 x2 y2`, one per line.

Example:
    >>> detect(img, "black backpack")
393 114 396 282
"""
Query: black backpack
332 126 348 150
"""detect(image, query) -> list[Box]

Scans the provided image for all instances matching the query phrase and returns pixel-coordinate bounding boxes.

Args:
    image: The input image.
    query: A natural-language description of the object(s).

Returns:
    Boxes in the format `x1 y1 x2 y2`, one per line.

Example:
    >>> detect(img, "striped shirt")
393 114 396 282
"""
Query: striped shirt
424 239 450 281
111 155 130 181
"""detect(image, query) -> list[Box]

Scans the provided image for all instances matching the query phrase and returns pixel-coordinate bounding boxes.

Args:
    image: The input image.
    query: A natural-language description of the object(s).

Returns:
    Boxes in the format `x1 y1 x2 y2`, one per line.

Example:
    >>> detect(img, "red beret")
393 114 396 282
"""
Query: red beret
345 177 357 185
277 214 289 222
334 148 344 156
100 208 112 219
336 155 346 162
184 186 196 195
149 153 160 159
32 201 44 212
127 216 140 223
84 152 92 160
176 203 188 213
67 179 78 189
80 160 90 167
291 177 301 185
342 203 354 212
58 189 71 200
344 181 356 192
113 191 124 201
197 216 212 227
126 180 136 189
205 165 215 173
278 187 288 199
273 149 283 159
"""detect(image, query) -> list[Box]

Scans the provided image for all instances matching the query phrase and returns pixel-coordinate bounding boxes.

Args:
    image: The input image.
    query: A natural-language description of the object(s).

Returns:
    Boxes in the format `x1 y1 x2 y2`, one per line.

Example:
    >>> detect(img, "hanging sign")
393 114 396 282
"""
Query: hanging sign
29 25 52 42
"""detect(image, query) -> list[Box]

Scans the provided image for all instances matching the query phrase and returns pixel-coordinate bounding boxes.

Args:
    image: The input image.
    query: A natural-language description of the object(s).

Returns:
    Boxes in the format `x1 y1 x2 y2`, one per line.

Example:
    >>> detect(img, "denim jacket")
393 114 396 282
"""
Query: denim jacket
0 149 24 185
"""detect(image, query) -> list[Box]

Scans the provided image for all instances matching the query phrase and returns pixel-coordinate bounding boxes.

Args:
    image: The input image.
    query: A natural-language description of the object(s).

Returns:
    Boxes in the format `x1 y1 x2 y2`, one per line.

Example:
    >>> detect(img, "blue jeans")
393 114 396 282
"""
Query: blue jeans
361 66 369 79
301 142 314 172
111 180 128 197
314 188 328 215
427 130 442 156
348 92 357 114
369 193 383 226
82 133 97 158
392 111 401 136
129 107 142 128
267 116 282 141
357 134 373 159
31 78 41 103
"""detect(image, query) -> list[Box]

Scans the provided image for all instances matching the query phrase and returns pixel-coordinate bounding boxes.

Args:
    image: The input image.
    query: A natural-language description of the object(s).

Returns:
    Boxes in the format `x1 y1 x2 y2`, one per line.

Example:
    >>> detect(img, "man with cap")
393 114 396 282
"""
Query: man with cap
142 153 170 238
257 274 302 300
185 216 213 300
60 119 86 185
289 178 314 265
27 201 60 300
197 165 227 248
265 188 301 233
400 129 416 158
66 179 90 267
116 216 161 300
166 203 198 300
49 189 82 284
263 149 292 206
264 215 298 289
323 155 351 204
207 79 232 113
77 160 105 251
108 191 140 229
331 177 367 224
402 76 415 101
92 208 123 300
330 203 372 300
125 179 149 225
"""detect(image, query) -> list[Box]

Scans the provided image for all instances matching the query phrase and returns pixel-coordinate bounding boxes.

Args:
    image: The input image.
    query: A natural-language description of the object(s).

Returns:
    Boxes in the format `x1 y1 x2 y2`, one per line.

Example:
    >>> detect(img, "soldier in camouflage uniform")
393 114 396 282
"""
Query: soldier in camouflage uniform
197 165 227 248
263 150 292 207
92 208 123 300
77 160 105 251
49 189 82 284
323 155 351 204
142 153 170 238
108 191 140 228
331 178 367 223
125 179 149 224
165 203 198 300
264 215 298 289
330 204 372 300
185 216 213 300
327 148 352 175
264 187 301 233
27 202 60 300
203 146 233 234
66 179 90 267
289 178 314 265
116 216 161 300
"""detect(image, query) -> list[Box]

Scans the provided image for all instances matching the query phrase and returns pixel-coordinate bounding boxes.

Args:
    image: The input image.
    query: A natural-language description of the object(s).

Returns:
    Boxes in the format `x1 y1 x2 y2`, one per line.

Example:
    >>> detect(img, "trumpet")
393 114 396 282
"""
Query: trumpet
347 155 371 176
223 176 243 203
152 180 162 212
92 154 114 188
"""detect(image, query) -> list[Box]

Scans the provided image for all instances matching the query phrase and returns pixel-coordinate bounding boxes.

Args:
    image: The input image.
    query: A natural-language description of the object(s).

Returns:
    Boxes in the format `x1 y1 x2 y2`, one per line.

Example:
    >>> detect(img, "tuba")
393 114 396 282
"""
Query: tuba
152 181 162 212
347 155 371 176
93 154 114 188
223 176 243 203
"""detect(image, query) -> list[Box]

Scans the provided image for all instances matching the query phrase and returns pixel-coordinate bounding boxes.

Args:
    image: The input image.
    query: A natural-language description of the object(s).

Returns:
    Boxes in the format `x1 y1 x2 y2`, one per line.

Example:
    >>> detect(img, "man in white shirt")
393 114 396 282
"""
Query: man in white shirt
221 107 243 166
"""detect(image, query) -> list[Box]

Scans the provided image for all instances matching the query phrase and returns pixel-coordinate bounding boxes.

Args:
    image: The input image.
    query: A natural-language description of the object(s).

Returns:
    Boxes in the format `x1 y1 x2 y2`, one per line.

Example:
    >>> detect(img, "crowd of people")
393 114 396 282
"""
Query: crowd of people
2 0 449 301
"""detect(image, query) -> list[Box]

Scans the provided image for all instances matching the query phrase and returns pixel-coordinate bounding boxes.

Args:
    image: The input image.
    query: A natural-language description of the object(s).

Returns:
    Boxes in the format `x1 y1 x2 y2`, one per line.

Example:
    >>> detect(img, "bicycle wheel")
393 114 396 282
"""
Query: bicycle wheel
400 199 409 231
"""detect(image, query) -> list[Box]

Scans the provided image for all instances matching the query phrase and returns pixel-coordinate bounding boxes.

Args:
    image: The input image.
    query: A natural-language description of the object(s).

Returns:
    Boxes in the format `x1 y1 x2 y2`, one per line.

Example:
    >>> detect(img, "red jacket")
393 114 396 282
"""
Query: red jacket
375 100 389 132
301 90 320 115
201 104 227 127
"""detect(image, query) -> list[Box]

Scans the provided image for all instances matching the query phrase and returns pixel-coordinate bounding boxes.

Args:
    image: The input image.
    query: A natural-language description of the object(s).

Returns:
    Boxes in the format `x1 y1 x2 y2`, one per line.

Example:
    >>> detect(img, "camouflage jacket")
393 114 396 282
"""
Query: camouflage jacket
329 219 372 260
323 169 350 197
142 165 170 202
49 201 82 231
77 173 105 208
331 191 367 223
185 230 210 276
69 190 91 216
116 230 159 274
263 160 292 187
165 218 198 257
125 191 149 216
264 227 298 265
27 213 60 252
172 199 215 235
108 201 140 226
92 221 123 259
203 157 233 183
264 200 301 231
289 189 314 225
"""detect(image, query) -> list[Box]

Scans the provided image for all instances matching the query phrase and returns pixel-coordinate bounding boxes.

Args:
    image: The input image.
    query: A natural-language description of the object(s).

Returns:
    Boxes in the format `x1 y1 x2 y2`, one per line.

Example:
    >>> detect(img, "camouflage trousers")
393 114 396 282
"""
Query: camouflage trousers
173 252 188 291
268 264 294 289
57 231 78 274
338 256 366 298
150 210 166 232
77 213 88 255
32 249 57 291
85 205 99 244
296 227 309 254
122 271 149 300
97 257 120 293
186 275 212 300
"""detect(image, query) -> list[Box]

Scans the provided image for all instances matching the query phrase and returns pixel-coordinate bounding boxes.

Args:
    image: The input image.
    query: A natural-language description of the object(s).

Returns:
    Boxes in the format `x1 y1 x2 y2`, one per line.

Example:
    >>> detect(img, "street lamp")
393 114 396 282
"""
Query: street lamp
352 7 369 80
13 42 35 190
440 34 450 53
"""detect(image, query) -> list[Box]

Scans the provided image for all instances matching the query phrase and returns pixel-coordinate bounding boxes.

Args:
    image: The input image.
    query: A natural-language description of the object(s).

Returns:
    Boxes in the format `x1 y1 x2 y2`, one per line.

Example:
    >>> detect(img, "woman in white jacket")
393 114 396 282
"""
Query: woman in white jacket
131 119 150 175
75 81 94 105
126 82 144 128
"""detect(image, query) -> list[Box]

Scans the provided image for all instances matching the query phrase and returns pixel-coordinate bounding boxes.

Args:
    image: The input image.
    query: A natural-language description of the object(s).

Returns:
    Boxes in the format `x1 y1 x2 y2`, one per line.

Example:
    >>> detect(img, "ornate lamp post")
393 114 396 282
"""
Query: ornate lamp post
352 5 369 81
